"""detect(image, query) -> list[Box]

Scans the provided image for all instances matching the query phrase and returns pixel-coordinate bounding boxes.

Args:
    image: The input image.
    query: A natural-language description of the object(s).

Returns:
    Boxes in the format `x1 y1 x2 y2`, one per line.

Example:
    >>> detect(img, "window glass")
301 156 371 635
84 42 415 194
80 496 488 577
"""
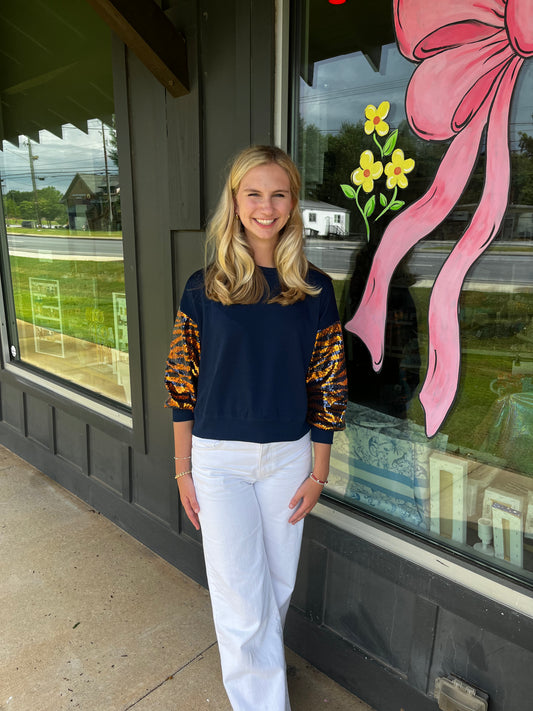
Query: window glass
295 0 533 583
0 1 130 407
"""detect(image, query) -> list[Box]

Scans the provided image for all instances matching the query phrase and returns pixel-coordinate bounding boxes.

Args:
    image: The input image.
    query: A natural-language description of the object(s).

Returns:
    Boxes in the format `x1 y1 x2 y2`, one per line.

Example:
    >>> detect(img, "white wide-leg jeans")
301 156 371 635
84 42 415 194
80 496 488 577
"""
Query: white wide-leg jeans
191 432 312 711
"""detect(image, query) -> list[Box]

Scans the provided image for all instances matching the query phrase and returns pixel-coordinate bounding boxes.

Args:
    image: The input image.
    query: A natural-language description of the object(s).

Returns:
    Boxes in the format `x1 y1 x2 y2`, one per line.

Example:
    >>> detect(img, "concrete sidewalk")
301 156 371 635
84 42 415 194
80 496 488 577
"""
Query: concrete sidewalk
0 446 373 711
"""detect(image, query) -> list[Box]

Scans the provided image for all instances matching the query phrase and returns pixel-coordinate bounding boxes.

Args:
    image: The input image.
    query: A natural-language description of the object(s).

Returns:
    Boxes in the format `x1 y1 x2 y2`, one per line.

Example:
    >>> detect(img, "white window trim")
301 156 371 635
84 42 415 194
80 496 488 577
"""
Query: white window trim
4 362 132 428
314 502 533 619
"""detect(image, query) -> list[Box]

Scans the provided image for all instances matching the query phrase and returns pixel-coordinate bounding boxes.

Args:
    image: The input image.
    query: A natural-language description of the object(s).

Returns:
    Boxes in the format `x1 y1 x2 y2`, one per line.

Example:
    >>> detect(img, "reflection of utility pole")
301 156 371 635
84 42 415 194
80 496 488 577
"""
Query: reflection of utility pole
101 121 113 232
27 139 42 227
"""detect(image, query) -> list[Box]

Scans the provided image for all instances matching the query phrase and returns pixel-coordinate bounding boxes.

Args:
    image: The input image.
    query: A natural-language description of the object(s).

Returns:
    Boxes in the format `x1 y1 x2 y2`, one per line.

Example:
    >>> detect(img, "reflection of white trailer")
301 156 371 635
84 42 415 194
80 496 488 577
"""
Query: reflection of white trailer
301 199 349 237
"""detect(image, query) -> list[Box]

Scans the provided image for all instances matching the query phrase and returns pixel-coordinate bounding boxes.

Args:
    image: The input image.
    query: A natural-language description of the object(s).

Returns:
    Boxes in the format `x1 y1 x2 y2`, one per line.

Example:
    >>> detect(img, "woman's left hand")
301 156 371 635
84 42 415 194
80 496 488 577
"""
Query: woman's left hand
288 477 324 525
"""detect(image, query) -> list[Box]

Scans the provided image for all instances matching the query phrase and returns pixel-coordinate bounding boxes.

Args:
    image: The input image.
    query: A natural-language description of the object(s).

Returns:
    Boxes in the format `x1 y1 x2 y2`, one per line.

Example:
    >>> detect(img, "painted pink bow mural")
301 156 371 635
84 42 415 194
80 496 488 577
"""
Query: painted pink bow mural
345 0 533 437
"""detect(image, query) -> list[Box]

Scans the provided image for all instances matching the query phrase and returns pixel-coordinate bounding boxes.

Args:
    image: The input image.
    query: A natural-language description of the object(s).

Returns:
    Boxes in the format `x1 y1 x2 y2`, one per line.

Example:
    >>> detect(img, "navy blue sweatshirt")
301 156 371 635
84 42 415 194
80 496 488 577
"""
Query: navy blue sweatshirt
165 266 347 444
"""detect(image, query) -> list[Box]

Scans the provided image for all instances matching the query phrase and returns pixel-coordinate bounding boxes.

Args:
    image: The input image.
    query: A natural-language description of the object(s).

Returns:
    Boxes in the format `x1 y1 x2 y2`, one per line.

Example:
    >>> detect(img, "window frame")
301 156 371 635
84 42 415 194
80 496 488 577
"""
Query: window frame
287 0 533 595
0 36 144 448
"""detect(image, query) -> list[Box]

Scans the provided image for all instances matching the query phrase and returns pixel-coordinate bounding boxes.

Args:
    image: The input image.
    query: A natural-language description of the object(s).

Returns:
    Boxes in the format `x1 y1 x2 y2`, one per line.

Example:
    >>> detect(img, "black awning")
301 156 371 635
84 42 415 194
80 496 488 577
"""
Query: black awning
0 0 115 146
301 0 395 83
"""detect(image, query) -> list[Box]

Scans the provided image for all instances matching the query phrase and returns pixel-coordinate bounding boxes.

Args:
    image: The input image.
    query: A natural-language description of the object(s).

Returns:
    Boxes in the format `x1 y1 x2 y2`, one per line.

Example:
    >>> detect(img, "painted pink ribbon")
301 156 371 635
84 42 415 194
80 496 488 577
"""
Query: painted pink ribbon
346 0 533 436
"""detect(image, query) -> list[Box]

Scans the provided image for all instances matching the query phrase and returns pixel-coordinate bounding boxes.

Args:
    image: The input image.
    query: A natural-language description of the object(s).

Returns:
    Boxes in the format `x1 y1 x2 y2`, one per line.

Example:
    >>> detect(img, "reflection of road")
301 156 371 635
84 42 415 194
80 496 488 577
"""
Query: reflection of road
7 233 123 260
10 233 531 282
305 239 533 286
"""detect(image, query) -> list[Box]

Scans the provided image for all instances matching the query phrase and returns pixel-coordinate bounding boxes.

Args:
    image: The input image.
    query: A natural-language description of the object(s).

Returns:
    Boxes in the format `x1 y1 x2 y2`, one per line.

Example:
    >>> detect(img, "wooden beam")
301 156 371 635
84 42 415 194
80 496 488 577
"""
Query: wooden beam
84 0 189 97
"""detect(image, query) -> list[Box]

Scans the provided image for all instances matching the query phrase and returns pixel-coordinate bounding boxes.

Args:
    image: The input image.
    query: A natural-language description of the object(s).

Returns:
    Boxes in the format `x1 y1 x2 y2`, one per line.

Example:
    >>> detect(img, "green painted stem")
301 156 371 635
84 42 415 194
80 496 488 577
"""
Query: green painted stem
354 185 370 241
376 186 397 220
373 133 383 157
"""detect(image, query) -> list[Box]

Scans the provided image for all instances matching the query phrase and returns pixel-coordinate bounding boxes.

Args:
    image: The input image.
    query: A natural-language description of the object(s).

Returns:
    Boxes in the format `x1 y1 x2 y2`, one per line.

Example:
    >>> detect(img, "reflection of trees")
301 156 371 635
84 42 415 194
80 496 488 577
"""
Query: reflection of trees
4 186 67 226
38 187 68 226
299 117 533 238
299 118 446 237
4 197 18 220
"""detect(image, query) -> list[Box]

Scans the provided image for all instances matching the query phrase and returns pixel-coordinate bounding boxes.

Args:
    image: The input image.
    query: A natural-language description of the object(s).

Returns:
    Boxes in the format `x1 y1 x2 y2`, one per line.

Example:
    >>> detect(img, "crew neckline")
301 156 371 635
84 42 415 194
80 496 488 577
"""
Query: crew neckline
259 265 277 272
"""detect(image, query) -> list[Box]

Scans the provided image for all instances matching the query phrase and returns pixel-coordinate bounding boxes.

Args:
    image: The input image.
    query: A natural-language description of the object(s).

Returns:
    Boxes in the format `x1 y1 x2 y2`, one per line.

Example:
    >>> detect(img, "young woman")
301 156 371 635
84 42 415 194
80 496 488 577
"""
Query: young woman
165 145 347 710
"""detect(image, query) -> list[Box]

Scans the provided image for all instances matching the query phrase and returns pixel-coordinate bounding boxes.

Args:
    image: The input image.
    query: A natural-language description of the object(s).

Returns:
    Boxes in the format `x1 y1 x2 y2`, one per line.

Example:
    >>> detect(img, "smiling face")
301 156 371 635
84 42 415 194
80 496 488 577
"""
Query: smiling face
234 162 294 263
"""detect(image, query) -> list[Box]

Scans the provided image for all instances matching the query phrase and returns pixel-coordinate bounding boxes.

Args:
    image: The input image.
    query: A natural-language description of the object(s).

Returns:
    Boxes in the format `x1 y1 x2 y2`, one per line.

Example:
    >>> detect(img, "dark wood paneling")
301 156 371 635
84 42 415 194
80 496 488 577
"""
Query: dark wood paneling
407 596 439 693
89 426 129 495
55 409 88 472
112 35 146 454
87 471 206 585
250 0 275 144
171 231 205 306
131 447 176 524
123 47 176 513
1 382 24 433
324 549 416 673
200 0 276 214
292 511 533 710
166 1 202 231
24 394 52 450
0 419 91 501
292 537 328 624
286 607 432 711
428 609 533 711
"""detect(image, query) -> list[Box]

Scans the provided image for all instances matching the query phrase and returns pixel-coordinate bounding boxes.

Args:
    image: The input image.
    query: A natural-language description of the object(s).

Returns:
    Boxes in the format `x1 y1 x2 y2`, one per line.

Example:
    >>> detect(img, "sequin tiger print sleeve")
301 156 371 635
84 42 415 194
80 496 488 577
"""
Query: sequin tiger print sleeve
306 321 348 434
164 309 201 416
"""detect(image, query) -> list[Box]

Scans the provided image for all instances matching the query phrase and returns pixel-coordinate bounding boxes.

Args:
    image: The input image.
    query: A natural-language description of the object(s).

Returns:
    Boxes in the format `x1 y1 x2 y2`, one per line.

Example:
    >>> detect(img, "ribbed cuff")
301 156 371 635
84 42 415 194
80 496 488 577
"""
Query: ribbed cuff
310 425 334 444
172 407 195 422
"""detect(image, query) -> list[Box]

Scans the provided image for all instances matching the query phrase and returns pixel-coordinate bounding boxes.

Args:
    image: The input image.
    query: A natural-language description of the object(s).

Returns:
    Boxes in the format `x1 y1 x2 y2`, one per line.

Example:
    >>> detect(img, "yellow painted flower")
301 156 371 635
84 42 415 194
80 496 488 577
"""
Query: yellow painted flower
384 149 415 189
364 101 390 137
351 151 383 193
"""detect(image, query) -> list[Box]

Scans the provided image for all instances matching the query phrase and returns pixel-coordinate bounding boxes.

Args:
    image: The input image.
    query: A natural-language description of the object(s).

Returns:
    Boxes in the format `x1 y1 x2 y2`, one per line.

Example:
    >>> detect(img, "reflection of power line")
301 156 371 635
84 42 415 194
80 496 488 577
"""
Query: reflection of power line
3 158 106 167
300 78 409 105
2 168 106 177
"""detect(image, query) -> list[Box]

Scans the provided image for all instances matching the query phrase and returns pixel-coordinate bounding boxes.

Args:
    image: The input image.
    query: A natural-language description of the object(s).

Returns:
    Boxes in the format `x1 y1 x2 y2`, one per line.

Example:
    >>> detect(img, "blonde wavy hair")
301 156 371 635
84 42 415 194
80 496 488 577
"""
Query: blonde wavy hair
204 145 321 305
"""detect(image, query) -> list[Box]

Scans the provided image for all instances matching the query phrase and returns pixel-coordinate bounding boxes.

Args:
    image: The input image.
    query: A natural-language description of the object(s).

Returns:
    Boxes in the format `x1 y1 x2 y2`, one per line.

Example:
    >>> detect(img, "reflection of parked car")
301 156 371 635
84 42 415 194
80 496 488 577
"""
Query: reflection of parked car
21 220 34 228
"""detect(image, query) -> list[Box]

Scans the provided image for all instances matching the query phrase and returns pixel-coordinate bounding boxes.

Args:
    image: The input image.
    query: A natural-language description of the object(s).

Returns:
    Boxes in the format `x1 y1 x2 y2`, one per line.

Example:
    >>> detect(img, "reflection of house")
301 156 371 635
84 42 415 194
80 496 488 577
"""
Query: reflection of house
62 173 120 231
301 199 349 238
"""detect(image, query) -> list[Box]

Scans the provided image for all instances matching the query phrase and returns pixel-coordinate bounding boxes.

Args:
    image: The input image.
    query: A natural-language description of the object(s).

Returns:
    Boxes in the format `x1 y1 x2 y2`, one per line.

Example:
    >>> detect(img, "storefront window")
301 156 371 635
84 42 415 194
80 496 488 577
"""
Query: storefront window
0 2 130 407
294 0 533 582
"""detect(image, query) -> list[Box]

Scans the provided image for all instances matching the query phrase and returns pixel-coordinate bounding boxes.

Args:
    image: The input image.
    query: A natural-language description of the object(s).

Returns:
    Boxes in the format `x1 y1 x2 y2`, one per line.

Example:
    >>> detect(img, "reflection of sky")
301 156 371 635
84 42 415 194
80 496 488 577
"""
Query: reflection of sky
300 45 533 148
0 119 113 195
300 44 414 134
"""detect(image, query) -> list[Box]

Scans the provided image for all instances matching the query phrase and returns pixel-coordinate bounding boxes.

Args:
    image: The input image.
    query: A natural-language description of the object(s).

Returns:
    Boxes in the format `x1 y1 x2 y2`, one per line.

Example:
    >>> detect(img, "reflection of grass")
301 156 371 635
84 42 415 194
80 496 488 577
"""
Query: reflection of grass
408 286 522 446
424 243 533 253
335 276 532 450
333 278 349 322
10 256 126 349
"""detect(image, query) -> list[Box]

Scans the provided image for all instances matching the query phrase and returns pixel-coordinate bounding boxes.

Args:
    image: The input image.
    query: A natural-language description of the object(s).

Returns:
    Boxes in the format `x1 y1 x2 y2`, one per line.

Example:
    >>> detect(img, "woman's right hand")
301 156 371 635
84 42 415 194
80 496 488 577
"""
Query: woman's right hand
177 473 200 531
